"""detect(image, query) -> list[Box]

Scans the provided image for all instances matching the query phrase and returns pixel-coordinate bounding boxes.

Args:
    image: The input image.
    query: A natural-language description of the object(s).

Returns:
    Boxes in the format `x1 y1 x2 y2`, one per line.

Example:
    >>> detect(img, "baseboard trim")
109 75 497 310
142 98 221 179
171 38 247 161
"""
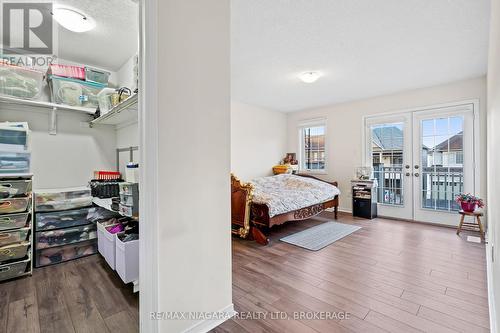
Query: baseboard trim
181 304 236 333
486 239 497 333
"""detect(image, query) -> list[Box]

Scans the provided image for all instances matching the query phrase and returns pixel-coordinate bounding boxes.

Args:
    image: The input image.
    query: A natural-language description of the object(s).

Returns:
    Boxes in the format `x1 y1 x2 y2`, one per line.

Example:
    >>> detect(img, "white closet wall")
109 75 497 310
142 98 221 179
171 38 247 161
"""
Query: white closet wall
0 108 116 189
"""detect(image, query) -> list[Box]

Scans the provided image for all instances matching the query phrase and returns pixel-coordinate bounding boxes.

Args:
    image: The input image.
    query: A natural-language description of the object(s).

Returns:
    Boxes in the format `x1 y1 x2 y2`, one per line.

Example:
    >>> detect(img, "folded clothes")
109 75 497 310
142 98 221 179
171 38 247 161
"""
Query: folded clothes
121 233 138 242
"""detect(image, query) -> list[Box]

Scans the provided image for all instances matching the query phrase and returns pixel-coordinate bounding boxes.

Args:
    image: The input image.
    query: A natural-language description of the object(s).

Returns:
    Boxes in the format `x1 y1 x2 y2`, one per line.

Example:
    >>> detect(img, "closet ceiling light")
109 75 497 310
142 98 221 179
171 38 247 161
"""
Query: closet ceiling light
298 71 322 83
51 8 96 33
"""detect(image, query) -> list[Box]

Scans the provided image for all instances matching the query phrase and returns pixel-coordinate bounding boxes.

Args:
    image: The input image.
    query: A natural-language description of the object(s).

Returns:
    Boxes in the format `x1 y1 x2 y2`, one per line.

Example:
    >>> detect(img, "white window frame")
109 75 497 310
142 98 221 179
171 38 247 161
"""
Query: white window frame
298 118 327 174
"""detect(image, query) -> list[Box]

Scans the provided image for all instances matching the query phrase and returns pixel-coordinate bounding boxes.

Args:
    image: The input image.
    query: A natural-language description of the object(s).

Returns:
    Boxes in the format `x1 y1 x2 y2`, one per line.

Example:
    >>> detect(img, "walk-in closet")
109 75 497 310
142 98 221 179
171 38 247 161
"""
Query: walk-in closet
0 1 141 331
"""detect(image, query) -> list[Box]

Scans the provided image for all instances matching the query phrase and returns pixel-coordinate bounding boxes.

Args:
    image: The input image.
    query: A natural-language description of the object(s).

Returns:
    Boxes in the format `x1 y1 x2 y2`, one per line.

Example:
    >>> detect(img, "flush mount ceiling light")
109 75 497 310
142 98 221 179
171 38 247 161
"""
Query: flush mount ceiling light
298 71 322 83
51 8 96 33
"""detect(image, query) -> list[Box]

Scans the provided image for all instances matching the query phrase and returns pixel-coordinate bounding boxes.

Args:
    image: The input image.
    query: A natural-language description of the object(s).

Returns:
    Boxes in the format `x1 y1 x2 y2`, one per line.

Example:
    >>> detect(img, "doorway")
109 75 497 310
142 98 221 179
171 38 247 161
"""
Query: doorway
364 102 478 226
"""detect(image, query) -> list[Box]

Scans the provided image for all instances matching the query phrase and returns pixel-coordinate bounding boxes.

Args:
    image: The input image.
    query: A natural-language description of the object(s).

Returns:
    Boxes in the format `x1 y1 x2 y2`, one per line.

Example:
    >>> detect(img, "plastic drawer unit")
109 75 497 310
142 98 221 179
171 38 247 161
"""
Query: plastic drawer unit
0 63 44 99
0 179 32 199
0 241 30 263
35 188 92 212
36 240 97 267
0 197 30 214
48 75 105 108
36 207 95 231
0 151 30 174
115 233 139 284
0 227 30 247
0 122 30 152
0 212 29 231
36 224 96 249
0 258 29 282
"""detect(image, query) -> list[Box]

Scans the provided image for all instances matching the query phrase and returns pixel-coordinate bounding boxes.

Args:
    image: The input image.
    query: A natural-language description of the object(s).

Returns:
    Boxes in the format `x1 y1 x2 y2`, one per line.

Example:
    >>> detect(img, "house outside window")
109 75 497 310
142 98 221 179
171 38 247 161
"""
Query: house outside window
299 121 326 172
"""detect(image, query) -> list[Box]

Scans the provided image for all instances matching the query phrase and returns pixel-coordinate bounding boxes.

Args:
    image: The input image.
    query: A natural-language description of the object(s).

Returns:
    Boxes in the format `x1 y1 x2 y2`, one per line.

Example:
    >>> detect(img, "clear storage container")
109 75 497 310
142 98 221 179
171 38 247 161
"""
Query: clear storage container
36 224 96 249
119 193 136 206
0 179 32 199
36 239 96 267
0 151 30 174
35 188 92 212
115 233 139 283
0 212 29 231
0 63 43 99
0 241 30 263
0 228 29 247
97 88 116 114
36 207 95 231
84 67 110 85
0 122 30 152
0 197 30 214
119 182 138 196
0 257 29 281
48 75 105 108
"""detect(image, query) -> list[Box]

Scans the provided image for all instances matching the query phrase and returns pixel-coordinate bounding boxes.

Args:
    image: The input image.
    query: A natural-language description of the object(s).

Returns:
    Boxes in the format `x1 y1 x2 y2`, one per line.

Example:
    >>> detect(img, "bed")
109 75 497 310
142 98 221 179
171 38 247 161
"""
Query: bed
231 173 340 245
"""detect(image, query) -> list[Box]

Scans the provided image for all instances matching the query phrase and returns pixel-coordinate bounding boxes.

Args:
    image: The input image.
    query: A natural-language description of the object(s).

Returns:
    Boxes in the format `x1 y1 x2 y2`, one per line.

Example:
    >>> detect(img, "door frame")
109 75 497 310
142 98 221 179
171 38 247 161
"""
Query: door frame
361 99 481 223
139 0 160 332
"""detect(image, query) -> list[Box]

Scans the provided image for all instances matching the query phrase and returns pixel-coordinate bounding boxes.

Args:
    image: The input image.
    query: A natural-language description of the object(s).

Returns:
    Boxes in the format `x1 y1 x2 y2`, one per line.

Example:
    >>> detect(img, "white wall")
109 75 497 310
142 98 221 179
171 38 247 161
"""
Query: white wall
486 1 500 331
116 123 139 176
0 108 116 189
231 101 287 181
149 1 232 332
287 77 487 212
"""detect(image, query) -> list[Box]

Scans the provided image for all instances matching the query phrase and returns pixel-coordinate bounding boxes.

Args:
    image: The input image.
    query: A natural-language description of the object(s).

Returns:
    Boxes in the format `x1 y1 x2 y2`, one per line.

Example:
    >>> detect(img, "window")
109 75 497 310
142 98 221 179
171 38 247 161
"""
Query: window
299 123 326 172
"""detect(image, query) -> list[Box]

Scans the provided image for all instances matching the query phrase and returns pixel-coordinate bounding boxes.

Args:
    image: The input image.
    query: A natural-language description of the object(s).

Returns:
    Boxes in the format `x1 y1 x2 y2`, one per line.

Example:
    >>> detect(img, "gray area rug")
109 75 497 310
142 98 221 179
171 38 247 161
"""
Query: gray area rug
280 222 361 251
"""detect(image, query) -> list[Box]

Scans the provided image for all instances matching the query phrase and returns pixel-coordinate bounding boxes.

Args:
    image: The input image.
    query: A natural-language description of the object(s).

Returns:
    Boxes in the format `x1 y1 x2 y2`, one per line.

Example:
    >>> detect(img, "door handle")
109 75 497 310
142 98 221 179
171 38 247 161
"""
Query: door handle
405 172 411 177
414 165 419 169
414 173 420 177
405 165 410 169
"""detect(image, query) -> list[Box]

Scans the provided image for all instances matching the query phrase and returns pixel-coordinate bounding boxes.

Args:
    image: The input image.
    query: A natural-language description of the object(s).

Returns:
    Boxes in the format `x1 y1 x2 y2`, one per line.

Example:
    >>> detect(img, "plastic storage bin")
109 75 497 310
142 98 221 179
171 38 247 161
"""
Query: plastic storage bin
97 88 116 114
36 240 97 267
84 67 110 85
0 257 29 282
35 188 92 212
0 63 43 99
36 207 95 231
119 193 136 206
0 122 30 152
0 241 30 263
0 228 30 247
36 224 96 249
119 182 138 196
0 179 32 199
119 203 137 217
0 151 30 174
35 196 92 212
0 212 29 231
48 64 85 80
115 234 139 283
97 221 119 269
48 75 105 108
0 197 30 214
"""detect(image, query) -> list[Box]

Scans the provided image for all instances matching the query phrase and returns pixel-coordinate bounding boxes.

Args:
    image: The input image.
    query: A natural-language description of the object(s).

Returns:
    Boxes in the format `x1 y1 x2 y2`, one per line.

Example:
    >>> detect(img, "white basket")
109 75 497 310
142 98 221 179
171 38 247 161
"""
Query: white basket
97 222 117 269
115 234 139 284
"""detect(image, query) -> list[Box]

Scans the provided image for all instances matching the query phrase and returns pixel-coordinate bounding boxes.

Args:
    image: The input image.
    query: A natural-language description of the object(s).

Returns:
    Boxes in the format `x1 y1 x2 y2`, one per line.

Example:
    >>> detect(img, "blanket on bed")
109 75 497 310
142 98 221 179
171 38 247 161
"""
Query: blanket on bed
251 174 340 217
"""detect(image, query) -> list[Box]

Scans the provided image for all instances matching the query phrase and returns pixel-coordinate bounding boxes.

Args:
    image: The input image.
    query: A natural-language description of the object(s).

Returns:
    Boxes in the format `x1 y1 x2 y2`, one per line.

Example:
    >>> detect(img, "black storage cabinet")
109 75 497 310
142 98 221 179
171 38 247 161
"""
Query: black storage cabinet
352 180 377 219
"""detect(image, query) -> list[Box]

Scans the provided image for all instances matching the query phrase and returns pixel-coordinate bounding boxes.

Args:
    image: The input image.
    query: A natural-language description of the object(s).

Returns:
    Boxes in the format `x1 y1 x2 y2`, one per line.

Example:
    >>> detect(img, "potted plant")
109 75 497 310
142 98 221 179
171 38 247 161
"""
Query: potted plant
455 193 484 212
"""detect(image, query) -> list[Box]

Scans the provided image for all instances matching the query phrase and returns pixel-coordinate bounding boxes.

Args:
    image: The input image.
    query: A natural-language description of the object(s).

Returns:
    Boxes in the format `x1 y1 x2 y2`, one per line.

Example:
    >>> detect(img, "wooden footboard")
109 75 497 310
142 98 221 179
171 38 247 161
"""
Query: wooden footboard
230 174 254 238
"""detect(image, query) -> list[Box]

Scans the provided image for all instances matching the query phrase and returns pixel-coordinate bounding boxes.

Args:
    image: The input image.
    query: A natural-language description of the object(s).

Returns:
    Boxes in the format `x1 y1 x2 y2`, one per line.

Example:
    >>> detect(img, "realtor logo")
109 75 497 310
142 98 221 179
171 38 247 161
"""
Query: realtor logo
2 2 53 54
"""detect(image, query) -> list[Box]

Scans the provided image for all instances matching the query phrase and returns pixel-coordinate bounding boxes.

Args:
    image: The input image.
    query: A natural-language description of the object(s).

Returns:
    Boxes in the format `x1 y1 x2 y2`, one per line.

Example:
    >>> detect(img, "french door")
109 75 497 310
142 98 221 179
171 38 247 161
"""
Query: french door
365 103 476 226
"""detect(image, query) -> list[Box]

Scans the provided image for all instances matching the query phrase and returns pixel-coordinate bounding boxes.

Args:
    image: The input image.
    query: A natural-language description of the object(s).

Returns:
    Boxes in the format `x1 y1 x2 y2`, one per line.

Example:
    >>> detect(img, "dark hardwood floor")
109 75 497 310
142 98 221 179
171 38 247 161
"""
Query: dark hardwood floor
0 255 139 333
0 212 489 333
214 211 490 333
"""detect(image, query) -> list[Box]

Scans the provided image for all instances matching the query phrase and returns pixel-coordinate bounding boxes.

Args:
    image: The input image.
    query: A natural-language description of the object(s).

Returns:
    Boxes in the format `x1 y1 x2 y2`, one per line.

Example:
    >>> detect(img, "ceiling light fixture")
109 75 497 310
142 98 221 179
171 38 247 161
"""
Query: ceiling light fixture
51 8 96 33
298 71 322 83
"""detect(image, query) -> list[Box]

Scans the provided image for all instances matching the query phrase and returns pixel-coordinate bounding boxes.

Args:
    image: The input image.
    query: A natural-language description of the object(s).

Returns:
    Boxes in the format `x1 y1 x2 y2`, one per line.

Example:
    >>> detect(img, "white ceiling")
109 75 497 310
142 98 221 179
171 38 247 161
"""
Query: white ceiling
231 0 491 112
54 0 138 71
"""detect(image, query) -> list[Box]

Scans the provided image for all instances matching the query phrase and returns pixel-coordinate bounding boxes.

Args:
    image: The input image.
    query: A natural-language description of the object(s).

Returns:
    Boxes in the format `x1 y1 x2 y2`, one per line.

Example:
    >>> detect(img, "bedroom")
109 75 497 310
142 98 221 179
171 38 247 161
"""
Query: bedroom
225 1 494 333
1 1 500 333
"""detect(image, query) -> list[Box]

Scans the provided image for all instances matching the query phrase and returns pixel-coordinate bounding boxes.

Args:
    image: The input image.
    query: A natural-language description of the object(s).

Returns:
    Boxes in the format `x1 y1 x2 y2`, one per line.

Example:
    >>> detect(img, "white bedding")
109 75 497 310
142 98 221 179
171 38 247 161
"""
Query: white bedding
251 174 340 217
